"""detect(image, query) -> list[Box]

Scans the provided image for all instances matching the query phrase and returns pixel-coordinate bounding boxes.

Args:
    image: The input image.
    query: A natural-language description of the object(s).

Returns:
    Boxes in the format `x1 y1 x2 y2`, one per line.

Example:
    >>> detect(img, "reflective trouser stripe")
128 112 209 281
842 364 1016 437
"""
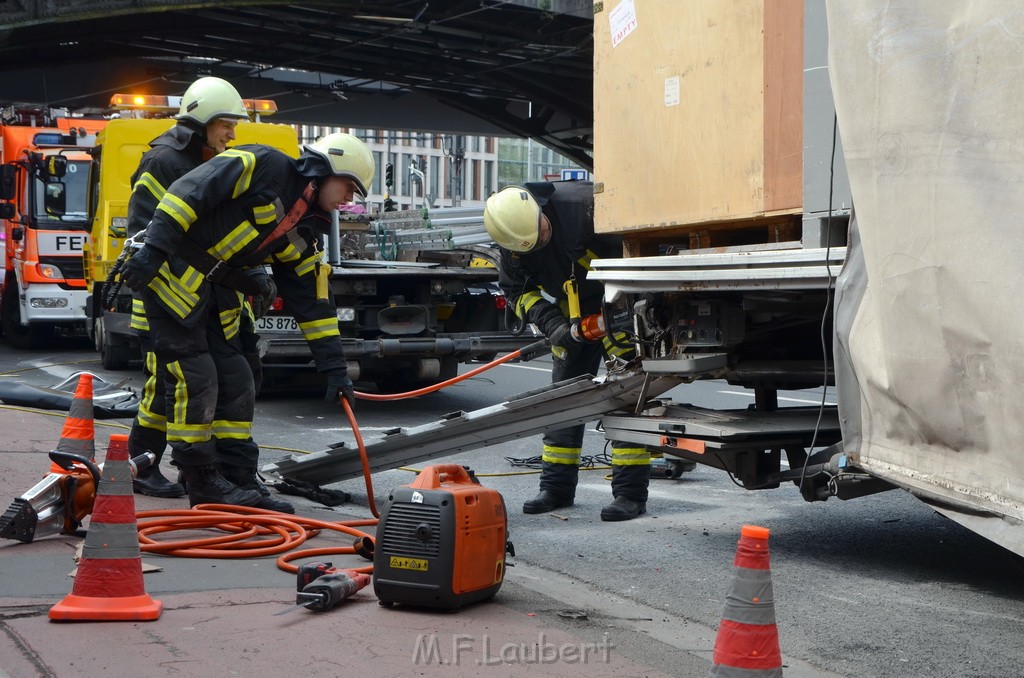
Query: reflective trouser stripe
212 419 252 440
542 445 581 465
165 359 213 444
611 446 650 467
137 351 166 431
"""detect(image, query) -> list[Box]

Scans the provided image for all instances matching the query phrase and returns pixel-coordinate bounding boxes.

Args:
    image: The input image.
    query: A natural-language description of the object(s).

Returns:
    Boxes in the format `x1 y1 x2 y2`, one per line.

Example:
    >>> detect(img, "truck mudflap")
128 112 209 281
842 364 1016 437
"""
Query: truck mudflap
262 333 538 360
261 368 683 486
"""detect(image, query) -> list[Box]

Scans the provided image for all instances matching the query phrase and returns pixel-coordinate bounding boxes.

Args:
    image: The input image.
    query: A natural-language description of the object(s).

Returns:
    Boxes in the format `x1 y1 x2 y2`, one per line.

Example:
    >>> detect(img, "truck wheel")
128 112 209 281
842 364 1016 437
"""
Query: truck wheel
99 320 132 370
101 340 132 370
1 284 38 349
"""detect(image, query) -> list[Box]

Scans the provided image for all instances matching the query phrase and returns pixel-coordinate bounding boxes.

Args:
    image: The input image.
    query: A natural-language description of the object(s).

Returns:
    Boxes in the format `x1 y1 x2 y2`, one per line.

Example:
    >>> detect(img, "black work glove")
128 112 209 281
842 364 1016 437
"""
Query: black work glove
247 271 277 320
546 321 578 360
120 244 167 293
325 369 355 407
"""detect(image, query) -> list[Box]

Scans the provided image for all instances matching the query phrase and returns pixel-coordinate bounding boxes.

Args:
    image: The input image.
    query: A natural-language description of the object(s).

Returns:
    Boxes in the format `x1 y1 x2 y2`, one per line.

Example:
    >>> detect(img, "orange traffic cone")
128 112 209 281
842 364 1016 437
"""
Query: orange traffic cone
709 525 782 677
49 373 96 473
49 433 162 622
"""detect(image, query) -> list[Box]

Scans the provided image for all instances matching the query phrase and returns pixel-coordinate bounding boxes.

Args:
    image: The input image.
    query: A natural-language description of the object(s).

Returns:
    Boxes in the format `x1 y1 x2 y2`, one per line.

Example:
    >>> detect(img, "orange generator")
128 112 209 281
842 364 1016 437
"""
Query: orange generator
373 464 510 609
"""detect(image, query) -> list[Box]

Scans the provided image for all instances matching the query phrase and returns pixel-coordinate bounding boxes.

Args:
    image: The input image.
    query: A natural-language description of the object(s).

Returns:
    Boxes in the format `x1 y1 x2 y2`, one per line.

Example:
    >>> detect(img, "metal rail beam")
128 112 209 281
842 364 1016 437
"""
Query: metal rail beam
262 370 682 485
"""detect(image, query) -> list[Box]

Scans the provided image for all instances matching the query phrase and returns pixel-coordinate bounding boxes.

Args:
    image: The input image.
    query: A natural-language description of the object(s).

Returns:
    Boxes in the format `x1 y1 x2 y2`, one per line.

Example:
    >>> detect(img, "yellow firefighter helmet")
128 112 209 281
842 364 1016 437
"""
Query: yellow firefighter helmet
484 186 542 252
302 132 375 198
176 77 248 126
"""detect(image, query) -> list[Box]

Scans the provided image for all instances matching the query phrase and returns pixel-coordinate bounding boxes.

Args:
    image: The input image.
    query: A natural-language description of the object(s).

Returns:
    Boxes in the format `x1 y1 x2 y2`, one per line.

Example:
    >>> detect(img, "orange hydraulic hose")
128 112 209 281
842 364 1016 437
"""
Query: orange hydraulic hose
133 341 548 572
353 338 547 401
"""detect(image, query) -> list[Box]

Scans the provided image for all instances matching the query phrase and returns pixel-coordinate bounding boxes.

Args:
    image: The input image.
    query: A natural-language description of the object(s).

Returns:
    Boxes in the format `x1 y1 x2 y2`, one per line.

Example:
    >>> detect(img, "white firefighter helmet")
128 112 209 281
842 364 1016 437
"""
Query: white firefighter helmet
302 132 375 197
176 77 248 126
484 186 542 252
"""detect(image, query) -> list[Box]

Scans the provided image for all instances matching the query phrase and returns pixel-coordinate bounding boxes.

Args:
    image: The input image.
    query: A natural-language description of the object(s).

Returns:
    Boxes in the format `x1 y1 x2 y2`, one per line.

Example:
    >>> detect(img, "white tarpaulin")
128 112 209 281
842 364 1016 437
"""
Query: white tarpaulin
828 1 1024 553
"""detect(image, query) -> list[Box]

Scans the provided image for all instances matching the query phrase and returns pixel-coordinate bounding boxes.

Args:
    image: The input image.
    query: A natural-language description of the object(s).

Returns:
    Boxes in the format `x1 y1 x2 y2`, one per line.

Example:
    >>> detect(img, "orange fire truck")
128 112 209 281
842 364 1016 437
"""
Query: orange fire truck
0 106 108 348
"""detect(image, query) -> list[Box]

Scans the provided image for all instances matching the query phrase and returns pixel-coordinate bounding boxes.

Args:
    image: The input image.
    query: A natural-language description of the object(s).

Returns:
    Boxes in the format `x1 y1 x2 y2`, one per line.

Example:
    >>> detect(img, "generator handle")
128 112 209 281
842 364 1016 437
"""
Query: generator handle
409 464 473 490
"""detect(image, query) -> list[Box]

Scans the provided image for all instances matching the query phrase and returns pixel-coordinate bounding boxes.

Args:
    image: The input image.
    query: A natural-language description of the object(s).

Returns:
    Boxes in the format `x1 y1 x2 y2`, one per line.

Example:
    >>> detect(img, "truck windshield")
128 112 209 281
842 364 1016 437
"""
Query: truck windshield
32 159 90 225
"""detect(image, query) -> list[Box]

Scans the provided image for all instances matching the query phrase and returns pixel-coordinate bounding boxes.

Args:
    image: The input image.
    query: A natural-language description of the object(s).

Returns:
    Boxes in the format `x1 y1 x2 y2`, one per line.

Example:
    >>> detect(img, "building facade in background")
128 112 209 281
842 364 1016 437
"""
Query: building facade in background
294 125 581 212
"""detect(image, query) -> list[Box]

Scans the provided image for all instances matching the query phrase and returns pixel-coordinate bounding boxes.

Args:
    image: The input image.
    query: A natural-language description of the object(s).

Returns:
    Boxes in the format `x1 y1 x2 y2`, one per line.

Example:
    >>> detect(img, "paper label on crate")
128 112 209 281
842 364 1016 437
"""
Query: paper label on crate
609 0 637 48
664 76 681 106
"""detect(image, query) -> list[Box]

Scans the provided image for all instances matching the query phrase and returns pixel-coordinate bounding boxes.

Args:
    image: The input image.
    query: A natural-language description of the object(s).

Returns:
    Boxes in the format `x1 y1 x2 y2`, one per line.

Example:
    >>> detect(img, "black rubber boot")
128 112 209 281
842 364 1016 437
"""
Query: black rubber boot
601 464 650 521
523 490 574 514
133 464 186 498
600 496 647 521
179 464 263 508
523 462 578 514
221 465 295 514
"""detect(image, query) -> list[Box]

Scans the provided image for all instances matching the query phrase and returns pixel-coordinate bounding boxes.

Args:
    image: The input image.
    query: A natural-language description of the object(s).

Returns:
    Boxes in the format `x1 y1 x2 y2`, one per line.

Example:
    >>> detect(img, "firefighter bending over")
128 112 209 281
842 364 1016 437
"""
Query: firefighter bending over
120 132 372 509
484 182 651 521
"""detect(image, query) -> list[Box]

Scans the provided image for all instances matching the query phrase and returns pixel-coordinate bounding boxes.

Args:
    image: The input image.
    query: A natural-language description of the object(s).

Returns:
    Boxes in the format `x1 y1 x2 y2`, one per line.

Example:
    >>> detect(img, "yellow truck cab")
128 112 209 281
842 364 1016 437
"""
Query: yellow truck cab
84 100 299 368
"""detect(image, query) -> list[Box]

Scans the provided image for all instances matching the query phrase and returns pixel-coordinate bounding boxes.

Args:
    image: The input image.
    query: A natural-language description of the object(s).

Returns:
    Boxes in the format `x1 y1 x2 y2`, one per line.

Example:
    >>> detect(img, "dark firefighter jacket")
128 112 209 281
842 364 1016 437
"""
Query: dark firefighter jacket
496 181 622 338
142 143 347 374
126 123 207 333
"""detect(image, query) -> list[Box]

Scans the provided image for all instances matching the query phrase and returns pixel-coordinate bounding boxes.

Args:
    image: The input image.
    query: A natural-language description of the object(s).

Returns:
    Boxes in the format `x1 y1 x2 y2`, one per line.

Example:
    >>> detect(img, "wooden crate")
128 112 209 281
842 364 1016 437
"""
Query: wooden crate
593 0 804 238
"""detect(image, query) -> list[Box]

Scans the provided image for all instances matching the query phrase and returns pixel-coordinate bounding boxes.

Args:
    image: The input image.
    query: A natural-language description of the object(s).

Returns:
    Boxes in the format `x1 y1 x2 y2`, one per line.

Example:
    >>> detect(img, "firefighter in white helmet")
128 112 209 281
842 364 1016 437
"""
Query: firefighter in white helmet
126 76 261 503
485 182 650 521
121 132 374 510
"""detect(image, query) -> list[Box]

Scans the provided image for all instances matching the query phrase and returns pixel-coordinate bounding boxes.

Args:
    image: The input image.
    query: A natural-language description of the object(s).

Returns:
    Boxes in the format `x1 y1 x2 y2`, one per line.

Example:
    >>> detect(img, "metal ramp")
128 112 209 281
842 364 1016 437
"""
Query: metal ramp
261 370 682 486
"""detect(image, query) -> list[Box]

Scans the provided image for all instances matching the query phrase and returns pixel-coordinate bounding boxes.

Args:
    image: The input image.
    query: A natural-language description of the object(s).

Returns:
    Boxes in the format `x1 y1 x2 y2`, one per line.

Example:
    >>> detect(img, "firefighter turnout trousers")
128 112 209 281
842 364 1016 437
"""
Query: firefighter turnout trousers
143 289 260 470
540 336 650 501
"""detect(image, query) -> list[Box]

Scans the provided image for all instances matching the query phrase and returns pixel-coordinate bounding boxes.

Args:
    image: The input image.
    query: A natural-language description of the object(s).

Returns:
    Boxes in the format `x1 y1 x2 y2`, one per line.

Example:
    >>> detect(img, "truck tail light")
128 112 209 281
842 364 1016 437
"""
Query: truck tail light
271 297 285 312
494 295 507 310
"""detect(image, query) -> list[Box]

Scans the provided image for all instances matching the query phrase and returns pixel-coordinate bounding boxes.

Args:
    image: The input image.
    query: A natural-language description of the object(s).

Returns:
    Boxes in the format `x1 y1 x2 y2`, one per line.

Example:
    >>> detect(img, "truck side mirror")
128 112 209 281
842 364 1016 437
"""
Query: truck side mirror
44 180 66 218
0 164 16 200
47 155 68 179
0 203 14 220
11 226 23 242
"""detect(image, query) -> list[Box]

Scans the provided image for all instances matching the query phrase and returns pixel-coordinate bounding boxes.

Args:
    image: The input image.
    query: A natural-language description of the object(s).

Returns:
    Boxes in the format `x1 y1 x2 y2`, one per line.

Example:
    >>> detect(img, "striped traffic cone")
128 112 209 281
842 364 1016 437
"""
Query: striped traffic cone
49 373 95 473
49 433 162 622
709 525 783 677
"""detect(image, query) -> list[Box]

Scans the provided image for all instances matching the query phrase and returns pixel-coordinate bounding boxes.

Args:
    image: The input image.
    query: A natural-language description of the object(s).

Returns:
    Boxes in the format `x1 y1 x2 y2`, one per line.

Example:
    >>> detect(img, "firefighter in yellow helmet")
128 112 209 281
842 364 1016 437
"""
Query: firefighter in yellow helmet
126 76 253 502
121 132 374 510
485 182 650 521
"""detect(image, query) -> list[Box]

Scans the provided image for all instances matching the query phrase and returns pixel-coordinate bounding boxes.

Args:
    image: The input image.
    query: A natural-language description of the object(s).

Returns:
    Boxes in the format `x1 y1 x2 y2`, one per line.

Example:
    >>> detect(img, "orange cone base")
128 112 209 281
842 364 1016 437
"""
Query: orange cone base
49 593 163 622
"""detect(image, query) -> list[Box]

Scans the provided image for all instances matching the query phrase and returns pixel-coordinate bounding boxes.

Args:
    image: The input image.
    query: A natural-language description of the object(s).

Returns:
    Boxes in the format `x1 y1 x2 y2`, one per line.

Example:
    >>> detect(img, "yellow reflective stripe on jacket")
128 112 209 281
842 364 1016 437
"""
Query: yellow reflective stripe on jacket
603 332 635 358
576 248 598 271
516 290 545 318
542 445 582 465
300 317 339 342
210 221 260 260
219 148 256 198
149 265 202 320
275 241 303 263
178 265 203 291
130 298 149 331
295 253 319 277
220 305 241 341
611 447 650 466
212 419 252 440
133 172 166 201
156 192 198 231
252 202 279 226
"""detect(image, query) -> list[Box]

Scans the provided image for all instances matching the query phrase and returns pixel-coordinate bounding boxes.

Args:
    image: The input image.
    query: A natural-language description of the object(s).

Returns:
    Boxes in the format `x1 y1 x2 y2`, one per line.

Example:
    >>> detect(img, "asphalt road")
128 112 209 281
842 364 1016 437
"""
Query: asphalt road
2 336 1023 677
